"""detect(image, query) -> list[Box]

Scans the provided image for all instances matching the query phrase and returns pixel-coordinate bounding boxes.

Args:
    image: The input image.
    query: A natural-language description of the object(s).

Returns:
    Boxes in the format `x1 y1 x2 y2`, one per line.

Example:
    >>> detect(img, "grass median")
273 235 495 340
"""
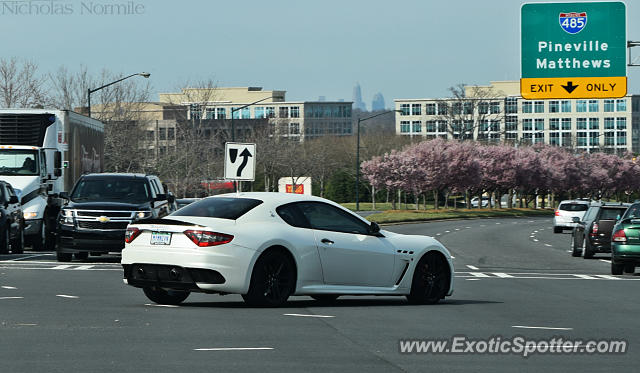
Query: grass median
364 208 553 224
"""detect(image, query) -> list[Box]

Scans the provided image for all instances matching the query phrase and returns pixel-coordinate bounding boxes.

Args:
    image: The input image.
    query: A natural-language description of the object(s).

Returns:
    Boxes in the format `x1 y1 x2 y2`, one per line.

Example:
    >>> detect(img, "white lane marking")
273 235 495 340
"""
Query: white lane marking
2 286 17 289
470 272 490 278
466 279 481 281
528 220 535 223
56 294 79 299
480 225 486 227
8 254 50 261
455 228 460 231
533 231 538 233
492 273 514 278
73 265 94 270
567 250 573 253
283 313 335 318
495 222 501 225
16 323 37 326
194 347 273 351
512 325 573 331
465 226 471 229
574 274 599 280
435 233 441 236
599 259 612 264
445 230 450 233
595 275 620 280
544 244 553 247
466 265 479 270
0 296 23 300
533 239 539 242
145 303 179 308
52 265 72 270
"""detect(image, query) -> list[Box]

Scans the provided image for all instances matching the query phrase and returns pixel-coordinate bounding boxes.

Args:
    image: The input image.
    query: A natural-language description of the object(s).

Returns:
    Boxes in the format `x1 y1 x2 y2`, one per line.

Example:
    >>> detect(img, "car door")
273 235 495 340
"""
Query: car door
297 201 396 287
576 207 597 245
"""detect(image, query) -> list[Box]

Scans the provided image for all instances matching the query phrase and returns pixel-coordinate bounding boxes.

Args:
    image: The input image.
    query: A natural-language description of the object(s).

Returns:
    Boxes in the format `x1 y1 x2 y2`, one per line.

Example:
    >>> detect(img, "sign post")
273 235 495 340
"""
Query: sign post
521 2 626 99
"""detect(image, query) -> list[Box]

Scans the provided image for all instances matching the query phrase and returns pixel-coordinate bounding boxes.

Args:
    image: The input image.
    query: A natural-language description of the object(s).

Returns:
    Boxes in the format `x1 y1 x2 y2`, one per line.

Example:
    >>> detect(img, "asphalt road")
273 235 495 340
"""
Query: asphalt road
1 217 638 372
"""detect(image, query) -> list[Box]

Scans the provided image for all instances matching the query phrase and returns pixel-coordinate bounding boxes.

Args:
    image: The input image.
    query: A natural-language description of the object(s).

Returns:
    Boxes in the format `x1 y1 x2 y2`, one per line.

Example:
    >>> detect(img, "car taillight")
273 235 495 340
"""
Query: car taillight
555 210 560 216
612 229 627 242
184 230 234 247
590 222 599 236
125 227 141 243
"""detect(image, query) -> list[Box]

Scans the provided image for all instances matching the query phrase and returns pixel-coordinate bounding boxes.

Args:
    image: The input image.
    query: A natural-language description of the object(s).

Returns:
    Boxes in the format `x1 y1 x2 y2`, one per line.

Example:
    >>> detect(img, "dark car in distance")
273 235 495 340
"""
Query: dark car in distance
570 202 629 259
56 173 175 262
0 180 24 254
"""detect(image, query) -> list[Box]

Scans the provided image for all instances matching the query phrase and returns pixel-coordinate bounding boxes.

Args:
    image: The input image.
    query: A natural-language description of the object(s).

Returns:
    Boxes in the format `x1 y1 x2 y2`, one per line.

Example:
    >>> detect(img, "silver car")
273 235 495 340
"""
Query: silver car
553 200 591 233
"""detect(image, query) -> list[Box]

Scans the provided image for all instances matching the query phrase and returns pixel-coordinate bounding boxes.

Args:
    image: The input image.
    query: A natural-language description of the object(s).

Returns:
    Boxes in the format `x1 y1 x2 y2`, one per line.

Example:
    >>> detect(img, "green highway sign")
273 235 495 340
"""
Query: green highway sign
521 1 627 99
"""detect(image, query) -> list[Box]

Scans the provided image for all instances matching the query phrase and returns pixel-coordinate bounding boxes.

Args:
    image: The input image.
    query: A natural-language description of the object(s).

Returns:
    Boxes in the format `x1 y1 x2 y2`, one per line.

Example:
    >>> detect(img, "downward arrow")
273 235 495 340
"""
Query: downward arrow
562 81 578 94
236 148 253 177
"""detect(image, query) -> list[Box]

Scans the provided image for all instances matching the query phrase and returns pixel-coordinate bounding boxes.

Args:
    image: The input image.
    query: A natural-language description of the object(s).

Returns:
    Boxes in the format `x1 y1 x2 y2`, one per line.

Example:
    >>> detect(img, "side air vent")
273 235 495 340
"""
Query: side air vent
0 113 55 146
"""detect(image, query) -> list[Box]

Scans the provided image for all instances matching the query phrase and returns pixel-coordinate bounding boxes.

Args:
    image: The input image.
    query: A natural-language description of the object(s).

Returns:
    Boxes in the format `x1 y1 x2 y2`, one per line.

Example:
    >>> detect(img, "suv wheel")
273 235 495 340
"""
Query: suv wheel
56 252 72 262
0 227 9 254
143 287 190 305
582 239 594 259
570 235 581 257
11 229 23 254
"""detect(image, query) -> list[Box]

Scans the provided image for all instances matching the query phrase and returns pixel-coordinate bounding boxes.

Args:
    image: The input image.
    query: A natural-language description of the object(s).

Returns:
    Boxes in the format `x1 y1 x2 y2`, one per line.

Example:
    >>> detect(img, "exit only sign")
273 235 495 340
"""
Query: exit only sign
521 2 626 99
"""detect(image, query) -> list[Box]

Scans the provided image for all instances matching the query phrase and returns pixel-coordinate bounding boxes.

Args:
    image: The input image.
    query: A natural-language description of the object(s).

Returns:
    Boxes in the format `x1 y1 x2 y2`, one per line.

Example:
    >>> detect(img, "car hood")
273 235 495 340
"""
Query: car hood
65 201 152 211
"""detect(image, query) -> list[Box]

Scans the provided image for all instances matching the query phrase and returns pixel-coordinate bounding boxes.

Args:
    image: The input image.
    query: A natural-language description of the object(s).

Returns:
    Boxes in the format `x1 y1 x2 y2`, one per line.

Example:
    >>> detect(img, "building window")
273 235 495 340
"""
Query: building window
232 107 240 119
190 104 201 120
616 99 627 112
588 100 599 112
412 121 422 133
159 128 167 140
605 132 615 145
534 101 544 113
549 101 559 113
550 118 559 130
205 108 215 119
216 108 226 119
463 103 473 115
617 132 627 145
437 102 448 115
146 130 154 141
617 117 627 130
289 123 299 135
604 117 615 129
604 99 614 112
535 119 544 131
279 107 289 118
522 101 532 113
523 119 532 131
577 118 587 130
561 118 571 130
411 104 421 116
254 107 265 119
167 128 175 140
426 120 436 132
400 104 410 116
550 132 560 145
561 100 571 112
266 107 275 118
505 97 517 114
490 120 500 132
505 116 517 131
400 121 410 133
290 106 300 118
589 118 599 130
479 102 489 114
577 132 587 146
479 120 488 132
589 132 600 146
490 102 500 114
452 103 462 115
425 103 436 115
576 100 587 112
438 121 447 132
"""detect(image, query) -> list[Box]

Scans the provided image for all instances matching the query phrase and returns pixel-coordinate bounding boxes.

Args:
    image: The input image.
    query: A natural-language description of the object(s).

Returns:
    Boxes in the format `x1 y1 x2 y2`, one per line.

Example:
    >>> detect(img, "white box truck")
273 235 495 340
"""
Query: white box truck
0 109 104 250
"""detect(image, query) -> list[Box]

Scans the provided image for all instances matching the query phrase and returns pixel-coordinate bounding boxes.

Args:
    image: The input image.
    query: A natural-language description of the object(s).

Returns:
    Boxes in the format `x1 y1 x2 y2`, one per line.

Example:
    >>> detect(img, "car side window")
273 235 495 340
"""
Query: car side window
276 203 311 229
624 204 640 219
583 207 597 222
297 202 370 235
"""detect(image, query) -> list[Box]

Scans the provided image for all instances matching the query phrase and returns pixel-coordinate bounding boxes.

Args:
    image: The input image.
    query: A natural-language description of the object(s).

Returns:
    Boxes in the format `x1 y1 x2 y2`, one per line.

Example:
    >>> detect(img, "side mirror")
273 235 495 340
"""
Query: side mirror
59 191 70 200
369 222 382 235
572 217 581 223
155 193 167 201
9 195 18 204
167 194 175 204
54 168 62 177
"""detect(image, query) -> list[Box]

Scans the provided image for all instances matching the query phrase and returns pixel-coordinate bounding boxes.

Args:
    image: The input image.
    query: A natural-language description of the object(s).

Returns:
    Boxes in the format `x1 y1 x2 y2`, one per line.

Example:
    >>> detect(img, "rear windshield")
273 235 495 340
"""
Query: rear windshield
599 208 627 220
559 203 589 212
171 197 262 220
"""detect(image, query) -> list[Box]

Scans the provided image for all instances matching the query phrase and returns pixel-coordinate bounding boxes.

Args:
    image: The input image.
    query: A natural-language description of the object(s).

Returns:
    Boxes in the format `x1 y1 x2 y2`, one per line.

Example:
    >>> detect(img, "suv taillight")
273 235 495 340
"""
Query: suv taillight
184 230 233 247
612 229 627 242
555 209 560 216
590 222 599 236
125 227 141 243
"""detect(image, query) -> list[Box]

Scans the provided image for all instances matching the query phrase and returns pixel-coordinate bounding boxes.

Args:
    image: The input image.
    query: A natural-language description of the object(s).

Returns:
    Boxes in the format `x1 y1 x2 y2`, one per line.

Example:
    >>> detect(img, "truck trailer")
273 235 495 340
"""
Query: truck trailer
0 109 104 250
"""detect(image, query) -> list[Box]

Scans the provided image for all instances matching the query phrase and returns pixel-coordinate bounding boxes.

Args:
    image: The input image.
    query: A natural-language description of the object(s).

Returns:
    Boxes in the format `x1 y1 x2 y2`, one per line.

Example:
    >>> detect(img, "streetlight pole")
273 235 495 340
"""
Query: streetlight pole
355 109 401 211
87 72 151 118
230 96 272 141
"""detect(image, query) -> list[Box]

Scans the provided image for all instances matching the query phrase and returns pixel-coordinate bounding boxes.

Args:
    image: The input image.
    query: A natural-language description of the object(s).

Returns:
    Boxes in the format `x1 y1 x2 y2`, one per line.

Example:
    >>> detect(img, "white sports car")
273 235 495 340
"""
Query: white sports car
121 193 454 306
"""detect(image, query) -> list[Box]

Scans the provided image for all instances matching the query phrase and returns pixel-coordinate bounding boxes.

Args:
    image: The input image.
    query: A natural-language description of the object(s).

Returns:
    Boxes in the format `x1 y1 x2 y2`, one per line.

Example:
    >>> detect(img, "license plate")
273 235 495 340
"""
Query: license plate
150 231 172 245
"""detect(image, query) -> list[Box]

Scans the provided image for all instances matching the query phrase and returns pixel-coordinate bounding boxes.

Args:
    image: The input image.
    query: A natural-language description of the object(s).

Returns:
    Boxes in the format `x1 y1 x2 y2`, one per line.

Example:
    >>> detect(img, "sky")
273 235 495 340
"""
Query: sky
3 0 640 107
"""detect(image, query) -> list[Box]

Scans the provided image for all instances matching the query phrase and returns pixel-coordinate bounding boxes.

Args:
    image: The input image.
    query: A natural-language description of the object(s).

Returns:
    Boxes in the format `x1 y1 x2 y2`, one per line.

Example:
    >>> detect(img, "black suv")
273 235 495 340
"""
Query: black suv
0 181 24 254
570 202 629 259
56 173 175 262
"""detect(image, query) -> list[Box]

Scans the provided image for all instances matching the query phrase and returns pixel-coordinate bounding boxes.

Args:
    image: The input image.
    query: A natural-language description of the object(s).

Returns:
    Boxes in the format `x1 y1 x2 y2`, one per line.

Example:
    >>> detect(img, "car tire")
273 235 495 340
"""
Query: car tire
242 249 296 307
623 264 635 274
311 295 339 304
32 222 46 251
11 229 24 254
0 227 9 254
570 236 581 257
582 239 594 259
74 252 89 261
143 287 190 305
407 252 450 305
612 262 624 275
554 226 563 234
56 252 72 262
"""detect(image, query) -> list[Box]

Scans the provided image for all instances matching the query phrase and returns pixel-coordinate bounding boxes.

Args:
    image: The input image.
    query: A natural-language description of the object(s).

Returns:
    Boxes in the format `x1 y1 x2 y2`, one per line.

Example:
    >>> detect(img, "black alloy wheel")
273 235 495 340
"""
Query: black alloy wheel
407 252 449 305
243 250 296 307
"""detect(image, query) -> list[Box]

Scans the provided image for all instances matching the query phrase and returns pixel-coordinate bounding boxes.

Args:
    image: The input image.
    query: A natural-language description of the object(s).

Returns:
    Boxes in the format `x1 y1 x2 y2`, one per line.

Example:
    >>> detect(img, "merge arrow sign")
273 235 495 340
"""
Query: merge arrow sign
236 148 253 177
561 81 579 94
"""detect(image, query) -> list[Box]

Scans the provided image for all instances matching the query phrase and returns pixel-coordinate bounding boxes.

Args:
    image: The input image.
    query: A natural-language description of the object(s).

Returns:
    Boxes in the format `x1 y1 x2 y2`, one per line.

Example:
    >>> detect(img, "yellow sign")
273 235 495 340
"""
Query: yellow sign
520 76 626 99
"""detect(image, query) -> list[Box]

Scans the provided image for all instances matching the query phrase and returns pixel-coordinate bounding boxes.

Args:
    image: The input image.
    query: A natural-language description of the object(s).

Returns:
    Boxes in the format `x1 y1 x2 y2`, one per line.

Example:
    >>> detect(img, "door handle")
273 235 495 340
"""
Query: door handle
321 238 334 245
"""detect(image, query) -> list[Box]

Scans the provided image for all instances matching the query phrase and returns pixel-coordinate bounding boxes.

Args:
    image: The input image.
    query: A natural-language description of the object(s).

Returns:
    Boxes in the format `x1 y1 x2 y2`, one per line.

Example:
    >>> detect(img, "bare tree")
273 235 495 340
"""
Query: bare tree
0 57 47 108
